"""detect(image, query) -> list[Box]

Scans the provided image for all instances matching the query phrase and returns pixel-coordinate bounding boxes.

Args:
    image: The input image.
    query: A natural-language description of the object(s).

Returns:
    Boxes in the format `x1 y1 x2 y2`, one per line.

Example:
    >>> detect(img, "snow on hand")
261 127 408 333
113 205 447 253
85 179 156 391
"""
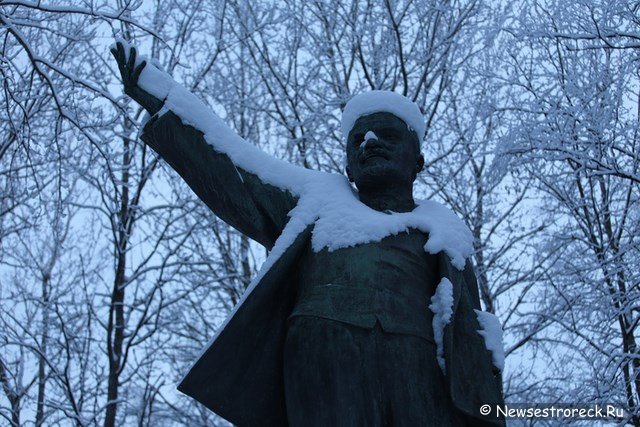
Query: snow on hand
474 310 505 371
429 278 454 373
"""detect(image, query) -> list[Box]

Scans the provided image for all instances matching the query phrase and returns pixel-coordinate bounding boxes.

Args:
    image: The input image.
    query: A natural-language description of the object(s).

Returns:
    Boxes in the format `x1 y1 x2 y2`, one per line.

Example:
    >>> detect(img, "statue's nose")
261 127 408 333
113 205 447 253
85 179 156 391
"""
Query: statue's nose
360 131 379 149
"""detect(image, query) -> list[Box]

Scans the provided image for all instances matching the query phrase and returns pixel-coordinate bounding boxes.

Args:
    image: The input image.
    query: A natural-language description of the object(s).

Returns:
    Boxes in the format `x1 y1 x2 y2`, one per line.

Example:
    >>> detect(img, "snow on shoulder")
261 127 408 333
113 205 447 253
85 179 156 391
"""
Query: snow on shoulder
308 196 473 270
341 90 425 141
429 278 454 373
474 310 505 371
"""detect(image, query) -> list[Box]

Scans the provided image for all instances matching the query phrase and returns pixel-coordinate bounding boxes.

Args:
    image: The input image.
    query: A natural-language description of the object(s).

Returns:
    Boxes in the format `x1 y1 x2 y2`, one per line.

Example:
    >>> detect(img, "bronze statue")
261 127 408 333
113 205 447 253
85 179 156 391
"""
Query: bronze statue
111 41 505 426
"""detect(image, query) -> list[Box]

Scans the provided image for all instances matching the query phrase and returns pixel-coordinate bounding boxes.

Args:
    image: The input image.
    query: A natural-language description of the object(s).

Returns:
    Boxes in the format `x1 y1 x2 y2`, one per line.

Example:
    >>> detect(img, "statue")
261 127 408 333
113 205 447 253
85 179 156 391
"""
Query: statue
111 41 505 426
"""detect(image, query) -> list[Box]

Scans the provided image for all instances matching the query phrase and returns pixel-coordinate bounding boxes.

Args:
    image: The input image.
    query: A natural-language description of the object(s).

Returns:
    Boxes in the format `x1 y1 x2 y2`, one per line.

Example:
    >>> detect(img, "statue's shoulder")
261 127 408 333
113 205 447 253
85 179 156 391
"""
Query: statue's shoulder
411 200 473 270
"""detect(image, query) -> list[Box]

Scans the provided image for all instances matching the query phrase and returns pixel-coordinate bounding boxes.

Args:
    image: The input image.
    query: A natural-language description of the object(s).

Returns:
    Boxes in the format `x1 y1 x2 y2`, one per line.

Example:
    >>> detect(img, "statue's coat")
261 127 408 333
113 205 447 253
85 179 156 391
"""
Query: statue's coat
141 111 505 426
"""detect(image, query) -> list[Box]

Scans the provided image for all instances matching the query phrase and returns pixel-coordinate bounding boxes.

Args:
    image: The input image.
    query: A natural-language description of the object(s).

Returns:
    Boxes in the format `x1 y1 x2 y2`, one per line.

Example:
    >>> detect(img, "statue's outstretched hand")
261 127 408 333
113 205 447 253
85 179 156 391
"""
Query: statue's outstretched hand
110 41 163 115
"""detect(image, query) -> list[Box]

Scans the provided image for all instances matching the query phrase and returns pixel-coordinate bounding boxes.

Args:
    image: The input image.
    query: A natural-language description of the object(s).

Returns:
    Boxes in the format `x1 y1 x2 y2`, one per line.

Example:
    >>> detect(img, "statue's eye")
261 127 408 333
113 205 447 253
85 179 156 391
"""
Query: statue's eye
379 129 397 140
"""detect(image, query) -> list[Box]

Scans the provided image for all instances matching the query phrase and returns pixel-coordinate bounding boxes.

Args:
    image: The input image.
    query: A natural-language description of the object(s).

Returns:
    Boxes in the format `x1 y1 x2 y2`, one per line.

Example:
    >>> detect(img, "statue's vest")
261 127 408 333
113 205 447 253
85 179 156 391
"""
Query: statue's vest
291 230 438 342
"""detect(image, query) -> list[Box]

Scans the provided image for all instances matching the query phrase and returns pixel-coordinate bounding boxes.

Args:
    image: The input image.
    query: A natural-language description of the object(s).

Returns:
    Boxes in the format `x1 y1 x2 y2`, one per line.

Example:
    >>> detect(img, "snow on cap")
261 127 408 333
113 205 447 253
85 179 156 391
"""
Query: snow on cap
341 90 425 142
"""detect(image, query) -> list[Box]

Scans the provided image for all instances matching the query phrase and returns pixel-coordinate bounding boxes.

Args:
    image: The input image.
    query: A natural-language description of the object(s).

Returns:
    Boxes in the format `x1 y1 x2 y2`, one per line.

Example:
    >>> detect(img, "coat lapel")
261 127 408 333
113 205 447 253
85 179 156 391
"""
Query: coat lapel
178 226 313 426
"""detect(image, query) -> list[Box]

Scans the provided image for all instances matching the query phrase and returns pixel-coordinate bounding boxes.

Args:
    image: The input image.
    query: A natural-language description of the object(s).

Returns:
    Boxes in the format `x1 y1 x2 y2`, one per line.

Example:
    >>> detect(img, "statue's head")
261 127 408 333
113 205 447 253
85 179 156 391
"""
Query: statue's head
342 91 425 193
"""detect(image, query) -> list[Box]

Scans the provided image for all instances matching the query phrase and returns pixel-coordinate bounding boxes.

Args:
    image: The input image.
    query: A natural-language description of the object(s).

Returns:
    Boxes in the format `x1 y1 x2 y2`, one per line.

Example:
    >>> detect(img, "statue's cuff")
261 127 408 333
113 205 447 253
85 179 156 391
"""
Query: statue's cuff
140 96 170 133
139 108 168 144
140 112 159 136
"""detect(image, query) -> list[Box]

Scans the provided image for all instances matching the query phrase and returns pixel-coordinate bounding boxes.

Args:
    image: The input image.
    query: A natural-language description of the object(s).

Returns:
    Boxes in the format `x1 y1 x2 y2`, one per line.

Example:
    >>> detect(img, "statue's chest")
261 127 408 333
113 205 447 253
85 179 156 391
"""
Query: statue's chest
297 229 438 301
290 229 439 339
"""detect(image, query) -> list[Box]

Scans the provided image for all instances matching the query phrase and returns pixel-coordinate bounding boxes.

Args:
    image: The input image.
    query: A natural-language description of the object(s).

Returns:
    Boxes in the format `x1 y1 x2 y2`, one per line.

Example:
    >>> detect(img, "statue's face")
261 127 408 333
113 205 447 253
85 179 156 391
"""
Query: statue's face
345 112 423 192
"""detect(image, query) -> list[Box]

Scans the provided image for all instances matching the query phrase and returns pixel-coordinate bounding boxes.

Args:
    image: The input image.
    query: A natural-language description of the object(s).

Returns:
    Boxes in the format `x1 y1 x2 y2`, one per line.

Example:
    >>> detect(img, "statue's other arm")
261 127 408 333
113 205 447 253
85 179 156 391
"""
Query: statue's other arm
111 42 297 249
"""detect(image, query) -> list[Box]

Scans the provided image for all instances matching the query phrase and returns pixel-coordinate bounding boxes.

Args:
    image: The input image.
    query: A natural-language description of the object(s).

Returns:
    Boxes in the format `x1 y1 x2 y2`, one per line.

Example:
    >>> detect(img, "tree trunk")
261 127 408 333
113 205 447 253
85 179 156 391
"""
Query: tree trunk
104 115 132 427
0 357 21 427
35 273 50 427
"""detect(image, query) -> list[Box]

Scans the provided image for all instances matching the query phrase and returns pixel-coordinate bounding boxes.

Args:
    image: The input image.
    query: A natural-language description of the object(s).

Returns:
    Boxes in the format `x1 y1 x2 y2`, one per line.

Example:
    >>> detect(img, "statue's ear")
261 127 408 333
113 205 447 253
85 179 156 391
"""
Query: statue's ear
346 166 354 182
415 154 425 175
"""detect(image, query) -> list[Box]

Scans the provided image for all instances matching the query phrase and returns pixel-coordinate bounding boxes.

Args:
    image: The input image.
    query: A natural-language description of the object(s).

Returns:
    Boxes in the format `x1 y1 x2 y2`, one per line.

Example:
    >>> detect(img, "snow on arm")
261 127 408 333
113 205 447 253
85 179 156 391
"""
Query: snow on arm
429 278 454 373
474 310 505 371
130 49 321 197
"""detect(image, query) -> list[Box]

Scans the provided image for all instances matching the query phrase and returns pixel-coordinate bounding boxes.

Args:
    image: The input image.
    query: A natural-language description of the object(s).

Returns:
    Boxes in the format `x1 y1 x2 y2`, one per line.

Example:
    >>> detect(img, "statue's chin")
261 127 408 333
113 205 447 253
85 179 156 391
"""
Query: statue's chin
353 164 407 191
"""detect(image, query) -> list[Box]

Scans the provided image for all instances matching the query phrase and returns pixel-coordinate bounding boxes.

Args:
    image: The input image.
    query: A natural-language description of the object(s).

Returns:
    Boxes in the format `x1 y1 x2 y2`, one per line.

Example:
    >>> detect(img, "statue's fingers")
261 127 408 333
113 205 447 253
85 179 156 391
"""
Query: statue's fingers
111 45 124 64
116 42 125 62
116 42 127 71
111 46 127 80
128 47 137 77
132 60 146 83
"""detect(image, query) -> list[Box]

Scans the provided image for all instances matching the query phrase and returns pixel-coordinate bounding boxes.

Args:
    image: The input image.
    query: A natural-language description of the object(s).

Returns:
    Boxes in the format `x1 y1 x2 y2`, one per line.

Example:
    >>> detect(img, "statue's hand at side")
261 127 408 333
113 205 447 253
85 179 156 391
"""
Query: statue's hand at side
110 41 163 115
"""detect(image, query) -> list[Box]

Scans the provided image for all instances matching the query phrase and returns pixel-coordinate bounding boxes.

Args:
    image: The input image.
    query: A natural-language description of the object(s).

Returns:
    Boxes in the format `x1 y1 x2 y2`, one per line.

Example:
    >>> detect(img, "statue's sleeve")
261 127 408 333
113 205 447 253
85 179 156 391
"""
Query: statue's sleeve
463 260 505 381
462 260 482 311
140 110 298 249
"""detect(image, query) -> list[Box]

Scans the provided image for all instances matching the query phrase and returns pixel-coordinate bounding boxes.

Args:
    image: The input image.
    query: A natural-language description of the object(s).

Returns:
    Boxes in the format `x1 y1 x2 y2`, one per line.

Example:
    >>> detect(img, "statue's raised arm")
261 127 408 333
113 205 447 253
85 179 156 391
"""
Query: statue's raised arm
111 42 297 249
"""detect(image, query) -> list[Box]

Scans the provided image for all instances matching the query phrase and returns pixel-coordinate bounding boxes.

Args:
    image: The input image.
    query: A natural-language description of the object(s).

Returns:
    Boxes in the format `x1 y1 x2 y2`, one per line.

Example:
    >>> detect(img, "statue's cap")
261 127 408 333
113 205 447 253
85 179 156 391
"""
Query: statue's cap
341 91 425 142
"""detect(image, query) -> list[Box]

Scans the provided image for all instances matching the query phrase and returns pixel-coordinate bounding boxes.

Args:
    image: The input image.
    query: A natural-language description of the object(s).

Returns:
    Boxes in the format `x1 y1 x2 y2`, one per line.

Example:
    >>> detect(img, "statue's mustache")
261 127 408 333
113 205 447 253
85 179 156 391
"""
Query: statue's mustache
360 141 389 160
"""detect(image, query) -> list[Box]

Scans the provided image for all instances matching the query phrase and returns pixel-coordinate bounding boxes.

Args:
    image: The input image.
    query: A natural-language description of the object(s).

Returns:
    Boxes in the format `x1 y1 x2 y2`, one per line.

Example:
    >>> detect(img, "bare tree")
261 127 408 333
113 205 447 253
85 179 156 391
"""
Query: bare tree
497 0 640 423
